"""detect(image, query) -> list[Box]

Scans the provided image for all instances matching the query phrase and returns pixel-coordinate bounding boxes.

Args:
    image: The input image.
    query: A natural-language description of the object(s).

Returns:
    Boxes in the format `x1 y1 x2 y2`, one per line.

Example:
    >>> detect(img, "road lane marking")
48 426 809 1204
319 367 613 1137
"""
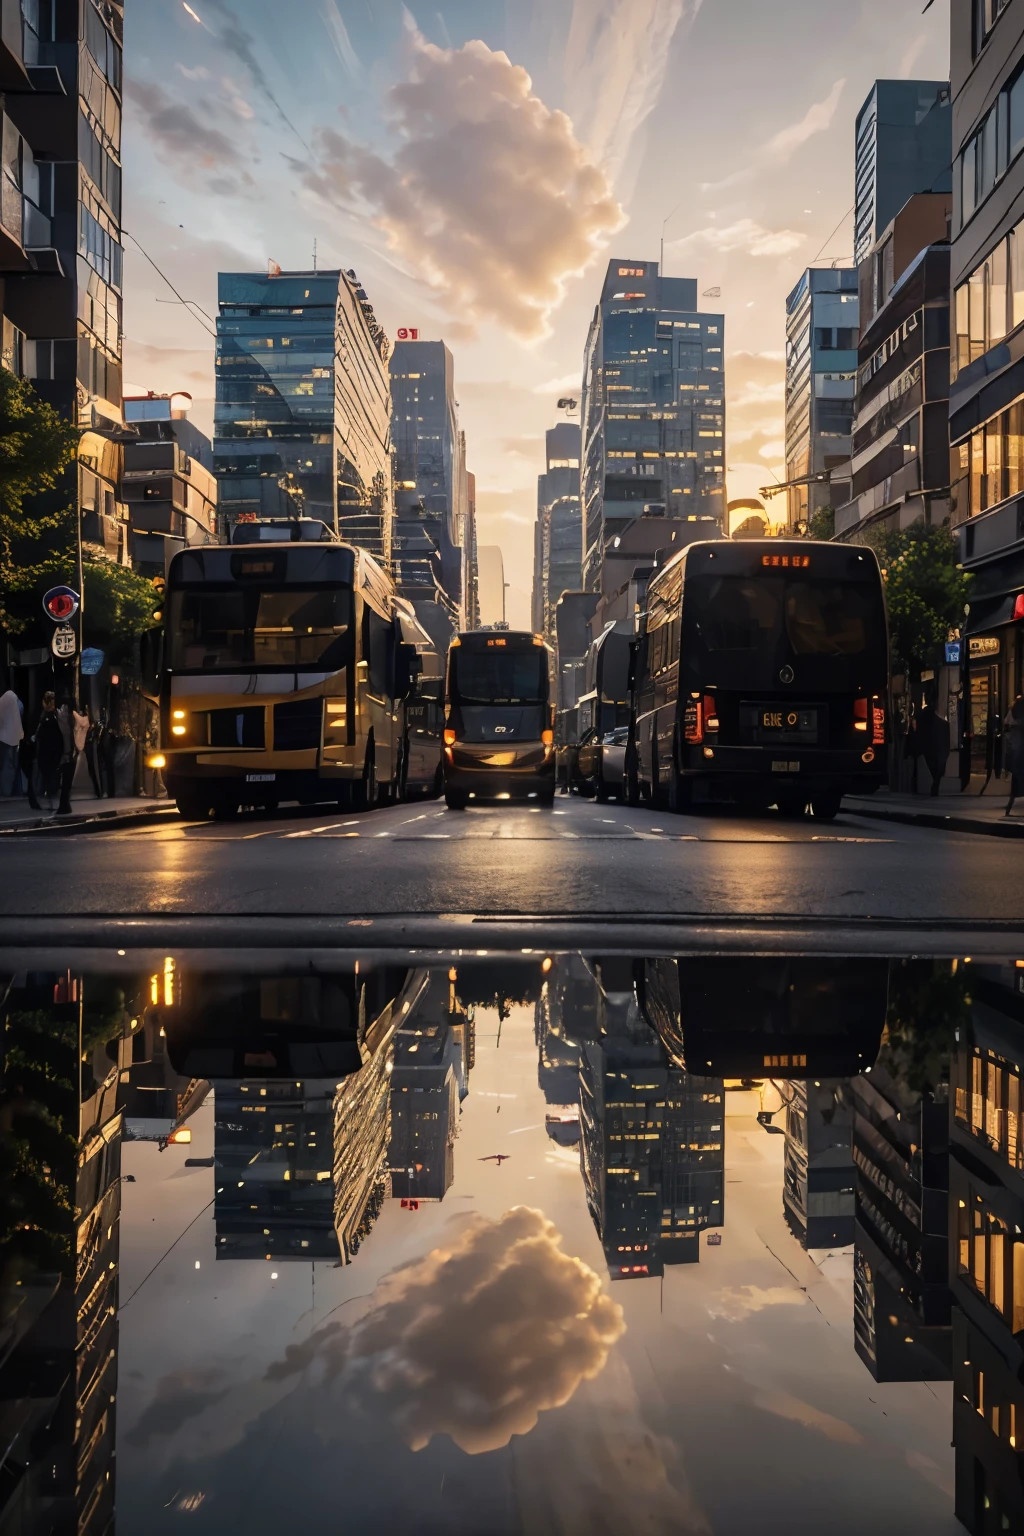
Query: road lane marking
284 820 359 837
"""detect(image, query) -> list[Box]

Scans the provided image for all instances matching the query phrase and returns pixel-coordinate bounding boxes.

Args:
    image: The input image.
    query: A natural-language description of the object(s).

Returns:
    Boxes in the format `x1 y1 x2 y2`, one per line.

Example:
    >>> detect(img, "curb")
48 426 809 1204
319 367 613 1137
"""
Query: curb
0 804 177 837
845 801 1024 839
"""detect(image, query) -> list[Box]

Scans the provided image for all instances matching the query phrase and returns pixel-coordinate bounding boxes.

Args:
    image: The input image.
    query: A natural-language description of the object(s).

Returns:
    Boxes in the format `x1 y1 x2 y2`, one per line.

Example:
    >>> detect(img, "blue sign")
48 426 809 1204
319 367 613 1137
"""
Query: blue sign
945 641 962 665
81 647 105 676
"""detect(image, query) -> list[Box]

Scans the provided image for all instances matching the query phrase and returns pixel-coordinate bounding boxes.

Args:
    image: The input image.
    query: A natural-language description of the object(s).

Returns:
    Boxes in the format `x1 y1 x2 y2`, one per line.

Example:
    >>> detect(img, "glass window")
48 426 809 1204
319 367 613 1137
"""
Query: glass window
962 137 977 221
982 110 999 199
1011 70 1024 160
1008 401 1024 500
985 414 1005 507
450 649 547 705
168 586 353 670
785 583 871 657
954 282 970 377
969 262 987 363
971 426 985 515
1011 223 1024 331
989 237 1008 344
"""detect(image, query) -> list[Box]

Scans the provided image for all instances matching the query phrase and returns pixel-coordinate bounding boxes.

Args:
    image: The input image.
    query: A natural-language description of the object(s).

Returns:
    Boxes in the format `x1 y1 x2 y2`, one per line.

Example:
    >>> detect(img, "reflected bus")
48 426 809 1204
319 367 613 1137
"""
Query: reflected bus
629 540 889 819
147 521 420 819
443 629 556 808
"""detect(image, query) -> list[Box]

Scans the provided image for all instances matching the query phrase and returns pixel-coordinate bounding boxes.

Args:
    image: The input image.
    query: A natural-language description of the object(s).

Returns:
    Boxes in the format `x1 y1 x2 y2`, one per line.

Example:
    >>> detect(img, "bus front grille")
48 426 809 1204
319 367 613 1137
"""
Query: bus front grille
273 699 324 751
208 707 265 749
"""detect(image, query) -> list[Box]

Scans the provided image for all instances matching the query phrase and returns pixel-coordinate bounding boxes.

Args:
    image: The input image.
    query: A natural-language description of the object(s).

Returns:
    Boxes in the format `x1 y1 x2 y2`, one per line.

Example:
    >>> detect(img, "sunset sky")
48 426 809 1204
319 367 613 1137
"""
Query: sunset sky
122 0 950 625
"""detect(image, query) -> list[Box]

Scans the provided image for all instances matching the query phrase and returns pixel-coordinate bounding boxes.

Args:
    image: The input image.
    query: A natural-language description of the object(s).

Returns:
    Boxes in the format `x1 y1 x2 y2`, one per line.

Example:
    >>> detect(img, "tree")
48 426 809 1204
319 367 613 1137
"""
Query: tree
0 369 78 635
867 522 972 682
808 505 835 540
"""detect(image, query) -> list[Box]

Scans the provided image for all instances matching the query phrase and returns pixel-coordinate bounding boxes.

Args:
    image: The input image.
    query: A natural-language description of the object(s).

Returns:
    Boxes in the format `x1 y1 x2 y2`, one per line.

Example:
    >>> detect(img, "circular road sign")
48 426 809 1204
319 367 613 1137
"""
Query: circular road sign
52 623 77 658
42 585 80 622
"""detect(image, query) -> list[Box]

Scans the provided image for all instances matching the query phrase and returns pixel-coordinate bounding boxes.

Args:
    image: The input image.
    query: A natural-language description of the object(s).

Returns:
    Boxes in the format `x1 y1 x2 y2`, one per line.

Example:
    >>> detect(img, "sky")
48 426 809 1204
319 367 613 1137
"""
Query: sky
122 0 951 626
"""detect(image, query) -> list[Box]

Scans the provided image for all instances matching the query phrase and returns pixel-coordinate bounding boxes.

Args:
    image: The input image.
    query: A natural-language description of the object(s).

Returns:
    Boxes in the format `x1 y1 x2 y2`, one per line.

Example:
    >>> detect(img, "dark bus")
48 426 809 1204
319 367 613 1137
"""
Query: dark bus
629 540 889 818
443 629 556 808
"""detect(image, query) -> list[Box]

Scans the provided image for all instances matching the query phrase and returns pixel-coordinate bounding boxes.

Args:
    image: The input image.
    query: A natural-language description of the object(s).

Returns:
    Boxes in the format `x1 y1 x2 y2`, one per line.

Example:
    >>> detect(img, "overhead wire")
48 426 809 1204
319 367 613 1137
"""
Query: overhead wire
122 228 217 337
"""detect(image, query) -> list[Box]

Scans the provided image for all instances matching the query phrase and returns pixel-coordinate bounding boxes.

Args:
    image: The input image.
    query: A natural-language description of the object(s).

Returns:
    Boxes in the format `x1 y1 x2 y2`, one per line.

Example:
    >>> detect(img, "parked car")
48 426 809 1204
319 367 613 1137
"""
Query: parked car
576 726 628 801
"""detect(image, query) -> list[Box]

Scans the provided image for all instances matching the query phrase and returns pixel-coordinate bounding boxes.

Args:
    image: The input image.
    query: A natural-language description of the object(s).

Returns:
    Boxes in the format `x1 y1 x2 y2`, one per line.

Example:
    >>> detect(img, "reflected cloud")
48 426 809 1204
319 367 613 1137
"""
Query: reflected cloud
706 1285 809 1322
125 1369 228 1450
266 1206 625 1453
752 1389 864 1445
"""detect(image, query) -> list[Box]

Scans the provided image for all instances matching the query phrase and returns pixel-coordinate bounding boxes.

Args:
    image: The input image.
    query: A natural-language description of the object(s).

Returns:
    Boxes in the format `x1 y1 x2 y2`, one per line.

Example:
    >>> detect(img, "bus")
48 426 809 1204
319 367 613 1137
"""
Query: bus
628 539 889 819
147 527 421 819
395 598 444 799
442 629 556 808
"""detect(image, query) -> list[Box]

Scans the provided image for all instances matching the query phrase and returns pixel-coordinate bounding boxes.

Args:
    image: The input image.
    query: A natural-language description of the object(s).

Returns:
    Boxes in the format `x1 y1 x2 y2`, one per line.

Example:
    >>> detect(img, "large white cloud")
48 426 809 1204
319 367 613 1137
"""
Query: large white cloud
266 1206 625 1454
297 35 625 340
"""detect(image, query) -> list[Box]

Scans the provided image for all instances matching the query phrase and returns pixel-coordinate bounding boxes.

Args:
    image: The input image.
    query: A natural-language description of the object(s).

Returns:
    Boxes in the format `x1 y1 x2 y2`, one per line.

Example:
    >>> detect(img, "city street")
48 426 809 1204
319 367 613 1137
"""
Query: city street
3 793 1023 925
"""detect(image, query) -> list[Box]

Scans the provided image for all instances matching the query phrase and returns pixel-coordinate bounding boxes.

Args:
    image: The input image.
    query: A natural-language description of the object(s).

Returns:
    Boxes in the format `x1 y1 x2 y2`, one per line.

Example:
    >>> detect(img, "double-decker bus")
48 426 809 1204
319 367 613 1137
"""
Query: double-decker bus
442 630 556 808
149 525 420 819
629 539 889 819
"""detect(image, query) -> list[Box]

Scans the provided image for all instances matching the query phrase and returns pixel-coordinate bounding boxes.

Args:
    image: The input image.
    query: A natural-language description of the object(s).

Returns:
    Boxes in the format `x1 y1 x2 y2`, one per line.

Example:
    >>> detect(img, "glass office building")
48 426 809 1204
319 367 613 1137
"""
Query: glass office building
854 80 951 265
784 267 860 528
532 422 581 641
580 259 725 594
215 268 394 563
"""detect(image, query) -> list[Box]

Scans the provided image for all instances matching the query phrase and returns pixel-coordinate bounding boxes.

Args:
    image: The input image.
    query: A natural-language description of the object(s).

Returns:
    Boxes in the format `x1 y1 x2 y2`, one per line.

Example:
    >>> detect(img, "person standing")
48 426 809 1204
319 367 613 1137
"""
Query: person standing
0 688 23 796
33 691 64 810
1004 694 1024 816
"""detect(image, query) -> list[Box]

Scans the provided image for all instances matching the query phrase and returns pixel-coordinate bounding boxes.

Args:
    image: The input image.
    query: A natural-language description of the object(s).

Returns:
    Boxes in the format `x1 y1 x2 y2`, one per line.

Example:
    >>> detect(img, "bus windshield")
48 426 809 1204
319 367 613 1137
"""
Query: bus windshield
687 576 881 660
167 586 353 671
450 649 547 705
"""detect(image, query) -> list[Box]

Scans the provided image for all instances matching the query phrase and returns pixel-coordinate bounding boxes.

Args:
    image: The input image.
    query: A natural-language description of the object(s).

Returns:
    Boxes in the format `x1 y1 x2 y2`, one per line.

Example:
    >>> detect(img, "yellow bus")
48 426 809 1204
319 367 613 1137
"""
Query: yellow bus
147 524 421 819
442 629 556 808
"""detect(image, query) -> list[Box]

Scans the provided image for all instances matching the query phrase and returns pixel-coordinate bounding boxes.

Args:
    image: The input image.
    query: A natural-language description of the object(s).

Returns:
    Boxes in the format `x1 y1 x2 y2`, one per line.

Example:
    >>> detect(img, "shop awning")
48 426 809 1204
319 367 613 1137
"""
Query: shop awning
965 591 1024 634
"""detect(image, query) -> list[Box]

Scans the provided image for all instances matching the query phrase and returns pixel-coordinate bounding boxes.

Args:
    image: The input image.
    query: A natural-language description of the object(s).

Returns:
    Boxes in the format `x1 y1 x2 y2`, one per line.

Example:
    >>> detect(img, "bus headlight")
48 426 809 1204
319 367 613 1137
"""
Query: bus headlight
147 754 166 769
444 729 456 746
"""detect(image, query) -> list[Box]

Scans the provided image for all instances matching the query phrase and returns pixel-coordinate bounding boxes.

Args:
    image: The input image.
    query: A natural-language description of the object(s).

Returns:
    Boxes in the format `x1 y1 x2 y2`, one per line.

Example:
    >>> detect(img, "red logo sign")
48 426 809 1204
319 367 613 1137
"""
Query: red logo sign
396 328 419 340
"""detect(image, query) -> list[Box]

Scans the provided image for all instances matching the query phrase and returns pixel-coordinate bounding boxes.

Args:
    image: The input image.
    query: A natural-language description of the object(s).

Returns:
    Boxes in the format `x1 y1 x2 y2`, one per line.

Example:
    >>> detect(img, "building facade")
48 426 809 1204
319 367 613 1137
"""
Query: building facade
389 339 466 645
214 268 393 562
785 267 860 528
123 392 218 577
476 544 506 625
836 194 952 539
581 259 725 595
854 80 953 264
782 1080 856 1248
532 422 582 642
949 4 1024 791
0 1 127 582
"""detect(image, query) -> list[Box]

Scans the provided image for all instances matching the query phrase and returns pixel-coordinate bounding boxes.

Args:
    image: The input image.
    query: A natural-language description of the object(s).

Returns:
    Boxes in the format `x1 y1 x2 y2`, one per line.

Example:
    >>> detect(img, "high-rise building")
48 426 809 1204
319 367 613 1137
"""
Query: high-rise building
580 258 725 595
854 81 952 264
389 981 462 1202
948 7 1024 788
784 267 860 528
214 267 393 562
532 422 582 642
948 959 1024 1535
123 392 218 577
389 339 466 646
0 1 128 577
835 194 952 540
464 465 480 629
782 1080 855 1248
476 544 506 625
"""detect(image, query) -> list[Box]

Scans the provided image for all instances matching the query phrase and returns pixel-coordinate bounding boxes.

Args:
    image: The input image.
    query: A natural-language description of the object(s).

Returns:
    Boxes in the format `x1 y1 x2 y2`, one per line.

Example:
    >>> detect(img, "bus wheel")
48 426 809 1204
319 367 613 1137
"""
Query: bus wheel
445 789 468 810
212 789 240 820
395 745 409 804
776 791 808 818
176 790 211 821
667 771 691 814
432 765 444 800
811 791 843 821
595 779 610 803
625 758 641 807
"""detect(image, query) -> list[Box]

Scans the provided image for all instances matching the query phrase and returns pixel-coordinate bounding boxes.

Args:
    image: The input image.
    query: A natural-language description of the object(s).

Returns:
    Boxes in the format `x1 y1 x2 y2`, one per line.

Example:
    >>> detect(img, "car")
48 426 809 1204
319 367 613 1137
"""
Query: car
576 725 628 802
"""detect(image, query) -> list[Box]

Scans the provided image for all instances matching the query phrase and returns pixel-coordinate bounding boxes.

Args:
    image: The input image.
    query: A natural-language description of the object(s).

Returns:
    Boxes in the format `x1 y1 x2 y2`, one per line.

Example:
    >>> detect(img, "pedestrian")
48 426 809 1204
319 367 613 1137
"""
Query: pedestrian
917 699 950 797
33 691 64 809
0 688 24 796
1004 695 1024 816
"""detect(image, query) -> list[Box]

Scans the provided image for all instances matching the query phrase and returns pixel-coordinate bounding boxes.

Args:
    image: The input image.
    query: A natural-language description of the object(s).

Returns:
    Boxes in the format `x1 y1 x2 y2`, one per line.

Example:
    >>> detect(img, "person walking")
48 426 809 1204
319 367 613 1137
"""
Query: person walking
0 688 23 796
1004 694 1024 816
33 691 64 810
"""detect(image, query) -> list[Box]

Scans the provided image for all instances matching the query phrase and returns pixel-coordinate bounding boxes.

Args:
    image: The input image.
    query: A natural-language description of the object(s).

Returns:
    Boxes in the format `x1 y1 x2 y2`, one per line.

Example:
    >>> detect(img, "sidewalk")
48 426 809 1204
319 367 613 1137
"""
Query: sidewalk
844 783 1024 839
0 793 176 836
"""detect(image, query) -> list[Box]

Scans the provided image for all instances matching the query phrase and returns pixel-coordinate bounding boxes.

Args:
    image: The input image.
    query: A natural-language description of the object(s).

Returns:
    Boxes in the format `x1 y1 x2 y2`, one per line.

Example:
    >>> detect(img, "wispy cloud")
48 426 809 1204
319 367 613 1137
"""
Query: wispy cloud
321 0 361 78
699 79 845 192
531 372 581 395
125 80 255 195
670 218 806 259
202 0 308 149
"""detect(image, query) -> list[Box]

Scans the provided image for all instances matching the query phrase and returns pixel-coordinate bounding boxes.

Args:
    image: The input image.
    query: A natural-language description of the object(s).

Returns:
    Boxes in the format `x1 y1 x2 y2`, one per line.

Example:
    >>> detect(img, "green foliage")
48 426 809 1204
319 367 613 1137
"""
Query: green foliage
866 522 972 679
82 560 162 663
808 505 835 541
0 370 78 634
883 959 970 1098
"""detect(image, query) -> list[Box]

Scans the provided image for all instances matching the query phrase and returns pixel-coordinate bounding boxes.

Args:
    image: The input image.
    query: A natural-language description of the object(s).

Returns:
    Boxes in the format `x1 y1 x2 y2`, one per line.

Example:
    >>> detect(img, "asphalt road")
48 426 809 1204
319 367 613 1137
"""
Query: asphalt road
2 790 1022 924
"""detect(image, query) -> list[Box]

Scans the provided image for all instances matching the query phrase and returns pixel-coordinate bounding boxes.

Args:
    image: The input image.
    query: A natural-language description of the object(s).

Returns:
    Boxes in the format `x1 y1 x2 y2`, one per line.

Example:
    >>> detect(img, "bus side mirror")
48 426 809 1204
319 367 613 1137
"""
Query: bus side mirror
140 627 164 701
395 642 421 700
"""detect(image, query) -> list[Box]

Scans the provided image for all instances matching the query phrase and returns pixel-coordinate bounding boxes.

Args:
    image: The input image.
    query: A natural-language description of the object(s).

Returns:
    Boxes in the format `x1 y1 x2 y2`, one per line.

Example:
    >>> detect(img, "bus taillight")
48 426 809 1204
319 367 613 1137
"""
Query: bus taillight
871 699 885 745
854 699 869 732
684 694 703 743
703 695 719 732
443 729 456 746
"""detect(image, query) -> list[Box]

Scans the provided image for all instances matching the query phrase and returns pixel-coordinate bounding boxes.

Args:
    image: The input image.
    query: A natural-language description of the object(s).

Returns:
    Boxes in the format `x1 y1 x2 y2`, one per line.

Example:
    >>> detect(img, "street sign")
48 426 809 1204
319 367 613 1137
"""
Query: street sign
944 640 962 665
52 623 77 658
42 585 80 622
81 647 105 676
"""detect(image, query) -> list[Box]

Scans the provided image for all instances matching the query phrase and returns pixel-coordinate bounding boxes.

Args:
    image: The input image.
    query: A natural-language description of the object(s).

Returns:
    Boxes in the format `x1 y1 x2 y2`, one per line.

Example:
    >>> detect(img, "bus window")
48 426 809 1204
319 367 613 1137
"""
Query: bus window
691 578 778 652
450 649 546 705
785 583 870 656
168 587 352 670
365 606 394 696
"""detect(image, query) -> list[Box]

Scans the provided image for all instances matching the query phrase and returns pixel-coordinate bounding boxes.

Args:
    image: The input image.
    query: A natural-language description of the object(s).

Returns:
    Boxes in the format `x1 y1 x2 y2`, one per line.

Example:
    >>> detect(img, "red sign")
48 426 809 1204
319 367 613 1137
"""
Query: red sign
42 585 79 621
396 328 419 340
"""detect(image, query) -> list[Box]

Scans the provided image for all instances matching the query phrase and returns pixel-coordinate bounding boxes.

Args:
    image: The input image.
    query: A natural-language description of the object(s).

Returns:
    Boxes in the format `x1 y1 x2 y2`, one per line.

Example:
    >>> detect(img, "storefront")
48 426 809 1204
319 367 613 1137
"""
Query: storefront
962 591 1024 779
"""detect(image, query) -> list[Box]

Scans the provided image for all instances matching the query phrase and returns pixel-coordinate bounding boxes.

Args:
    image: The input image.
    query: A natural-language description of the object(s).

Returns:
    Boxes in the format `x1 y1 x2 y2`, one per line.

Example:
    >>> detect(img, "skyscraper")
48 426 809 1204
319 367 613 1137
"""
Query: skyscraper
581 259 725 595
389 339 466 645
0 1 127 574
532 422 581 642
784 267 860 528
854 81 952 264
214 267 394 562
476 544 506 625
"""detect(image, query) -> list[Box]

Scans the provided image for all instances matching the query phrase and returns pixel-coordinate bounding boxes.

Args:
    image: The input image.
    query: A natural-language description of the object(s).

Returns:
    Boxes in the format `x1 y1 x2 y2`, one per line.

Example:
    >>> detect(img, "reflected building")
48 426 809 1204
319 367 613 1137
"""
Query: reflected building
389 975 464 1202
214 267 393 562
0 971 126 1534
389 339 466 646
949 960 1024 1535
580 960 724 1278
581 258 725 595
535 975 582 1145
782 1080 855 1249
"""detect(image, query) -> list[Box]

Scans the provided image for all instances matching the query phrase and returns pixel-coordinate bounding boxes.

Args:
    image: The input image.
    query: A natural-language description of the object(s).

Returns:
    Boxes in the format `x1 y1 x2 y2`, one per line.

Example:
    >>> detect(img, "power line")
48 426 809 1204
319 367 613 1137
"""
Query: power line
119 1197 215 1309
122 228 217 337
811 204 854 266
